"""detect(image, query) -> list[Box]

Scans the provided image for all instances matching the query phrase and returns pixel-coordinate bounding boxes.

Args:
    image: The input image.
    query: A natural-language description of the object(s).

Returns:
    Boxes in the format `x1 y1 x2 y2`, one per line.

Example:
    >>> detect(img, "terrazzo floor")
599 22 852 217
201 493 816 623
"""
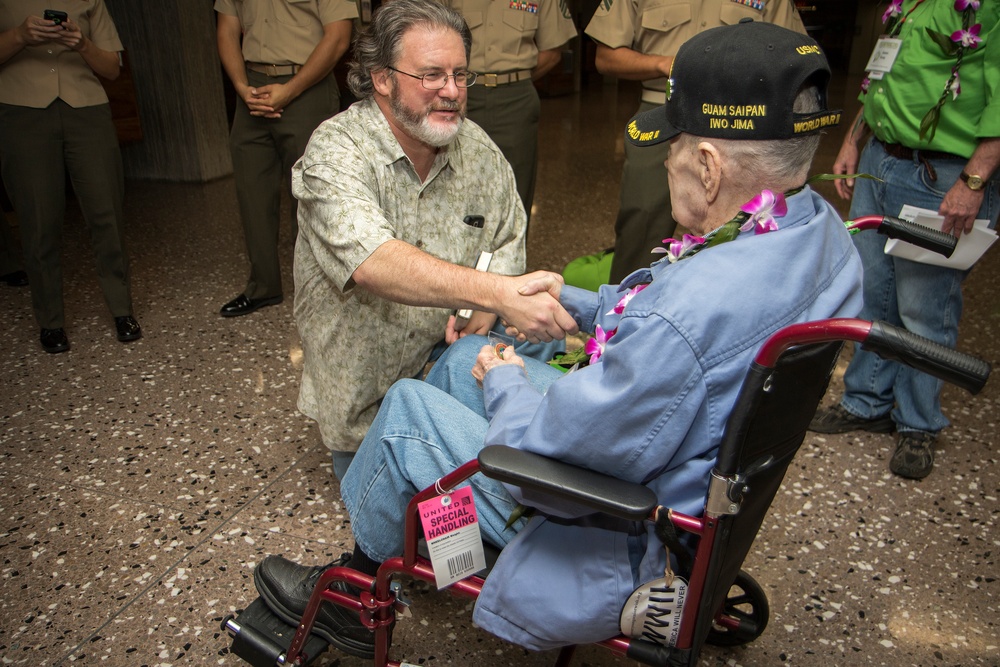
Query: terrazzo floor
1 74 997 667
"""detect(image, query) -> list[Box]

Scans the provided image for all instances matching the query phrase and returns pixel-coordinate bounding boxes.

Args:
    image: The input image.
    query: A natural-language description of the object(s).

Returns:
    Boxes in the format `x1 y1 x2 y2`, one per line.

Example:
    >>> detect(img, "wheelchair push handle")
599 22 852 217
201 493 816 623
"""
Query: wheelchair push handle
846 214 957 258
863 321 991 395
756 319 990 395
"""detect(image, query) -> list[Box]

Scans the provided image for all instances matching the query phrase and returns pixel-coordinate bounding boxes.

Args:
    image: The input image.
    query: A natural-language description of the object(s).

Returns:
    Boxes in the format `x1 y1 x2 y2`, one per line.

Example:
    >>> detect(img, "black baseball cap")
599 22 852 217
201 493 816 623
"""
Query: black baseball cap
626 19 841 146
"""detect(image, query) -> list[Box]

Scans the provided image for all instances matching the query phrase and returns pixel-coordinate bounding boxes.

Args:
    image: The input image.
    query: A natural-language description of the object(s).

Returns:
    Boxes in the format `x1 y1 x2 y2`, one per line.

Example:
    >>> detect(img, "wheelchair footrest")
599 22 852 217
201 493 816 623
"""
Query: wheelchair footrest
224 597 329 667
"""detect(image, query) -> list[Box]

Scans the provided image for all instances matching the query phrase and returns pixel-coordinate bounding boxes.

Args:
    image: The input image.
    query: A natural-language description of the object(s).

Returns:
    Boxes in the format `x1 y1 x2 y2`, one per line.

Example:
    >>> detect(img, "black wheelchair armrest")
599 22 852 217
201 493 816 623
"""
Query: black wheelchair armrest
477 445 658 521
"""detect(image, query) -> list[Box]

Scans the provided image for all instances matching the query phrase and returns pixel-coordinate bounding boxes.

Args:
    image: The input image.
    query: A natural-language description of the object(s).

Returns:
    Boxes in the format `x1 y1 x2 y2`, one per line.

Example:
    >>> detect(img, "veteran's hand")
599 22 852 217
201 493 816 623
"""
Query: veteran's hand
472 343 524 387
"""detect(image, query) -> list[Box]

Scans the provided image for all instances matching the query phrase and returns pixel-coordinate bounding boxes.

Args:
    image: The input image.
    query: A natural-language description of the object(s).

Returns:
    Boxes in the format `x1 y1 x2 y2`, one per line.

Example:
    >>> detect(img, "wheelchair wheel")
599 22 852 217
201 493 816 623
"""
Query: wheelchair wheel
705 570 769 647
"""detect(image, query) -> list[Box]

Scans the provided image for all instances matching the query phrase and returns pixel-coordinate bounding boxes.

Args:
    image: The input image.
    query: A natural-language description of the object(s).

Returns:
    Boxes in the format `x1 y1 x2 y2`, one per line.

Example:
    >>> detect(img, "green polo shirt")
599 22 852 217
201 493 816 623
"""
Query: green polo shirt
862 0 999 157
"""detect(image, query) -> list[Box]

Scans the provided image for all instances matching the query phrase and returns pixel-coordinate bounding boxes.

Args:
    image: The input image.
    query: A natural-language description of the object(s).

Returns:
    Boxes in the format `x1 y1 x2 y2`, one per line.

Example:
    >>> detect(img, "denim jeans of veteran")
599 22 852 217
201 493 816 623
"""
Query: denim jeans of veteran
330 326 564 481
840 137 998 434
340 334 564 562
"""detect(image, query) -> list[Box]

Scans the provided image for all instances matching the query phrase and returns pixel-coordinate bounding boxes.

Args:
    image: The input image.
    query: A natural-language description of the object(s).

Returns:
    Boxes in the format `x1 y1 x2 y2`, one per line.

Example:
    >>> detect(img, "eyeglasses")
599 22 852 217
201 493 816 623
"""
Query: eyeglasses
387 67 477 89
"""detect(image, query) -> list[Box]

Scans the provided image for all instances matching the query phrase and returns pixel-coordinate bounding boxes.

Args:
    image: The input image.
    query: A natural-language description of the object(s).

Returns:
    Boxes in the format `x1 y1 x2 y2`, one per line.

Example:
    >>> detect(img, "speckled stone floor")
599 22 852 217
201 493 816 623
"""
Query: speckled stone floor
1 74 997 667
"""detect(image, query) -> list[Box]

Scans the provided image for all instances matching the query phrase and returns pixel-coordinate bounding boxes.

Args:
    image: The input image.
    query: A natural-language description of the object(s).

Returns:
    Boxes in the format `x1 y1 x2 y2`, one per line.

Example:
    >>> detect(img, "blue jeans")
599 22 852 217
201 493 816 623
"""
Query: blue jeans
340 335 563 562
840 138 998 434
330 327 564 480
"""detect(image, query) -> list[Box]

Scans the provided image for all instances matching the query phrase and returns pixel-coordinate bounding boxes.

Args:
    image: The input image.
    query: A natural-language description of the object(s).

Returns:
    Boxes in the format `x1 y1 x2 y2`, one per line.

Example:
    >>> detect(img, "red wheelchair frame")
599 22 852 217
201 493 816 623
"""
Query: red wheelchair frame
224 217 986 667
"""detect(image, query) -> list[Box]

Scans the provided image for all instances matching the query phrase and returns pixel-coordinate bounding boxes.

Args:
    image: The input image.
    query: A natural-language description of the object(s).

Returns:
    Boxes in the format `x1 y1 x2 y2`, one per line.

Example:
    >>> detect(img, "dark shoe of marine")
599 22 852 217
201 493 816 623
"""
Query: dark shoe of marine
890 431 936 479
40 328 70 353
115 315 142 342
1 270 28 287
254 554 375 658
219 293 283 318
808 404 895 434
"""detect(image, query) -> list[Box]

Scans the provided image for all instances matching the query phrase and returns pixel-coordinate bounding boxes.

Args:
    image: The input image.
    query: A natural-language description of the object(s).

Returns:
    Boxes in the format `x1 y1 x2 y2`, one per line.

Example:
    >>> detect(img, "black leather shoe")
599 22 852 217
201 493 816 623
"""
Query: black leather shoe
809 404 894 434
115 316 142 342
254 554 376 658
219 293 283 318
1 270 28 287
40 328 70 354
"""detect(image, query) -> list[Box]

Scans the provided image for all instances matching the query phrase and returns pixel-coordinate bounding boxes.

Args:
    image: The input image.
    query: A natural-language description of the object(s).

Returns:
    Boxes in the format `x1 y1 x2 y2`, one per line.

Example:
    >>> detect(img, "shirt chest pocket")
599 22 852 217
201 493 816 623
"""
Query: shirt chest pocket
718 2 764 25
640 2 692 34
275 0 315 26
462 10 485 30
501 6 540 33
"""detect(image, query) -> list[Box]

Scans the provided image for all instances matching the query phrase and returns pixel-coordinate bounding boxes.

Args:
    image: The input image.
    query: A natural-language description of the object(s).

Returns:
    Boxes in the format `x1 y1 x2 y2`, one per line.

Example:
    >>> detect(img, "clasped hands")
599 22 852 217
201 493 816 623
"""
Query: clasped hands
444 270 578 346
242 83 297 118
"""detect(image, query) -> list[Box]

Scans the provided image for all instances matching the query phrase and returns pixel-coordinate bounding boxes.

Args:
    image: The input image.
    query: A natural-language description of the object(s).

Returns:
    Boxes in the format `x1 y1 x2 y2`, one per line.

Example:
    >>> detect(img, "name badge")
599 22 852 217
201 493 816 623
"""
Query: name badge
864 37 902 80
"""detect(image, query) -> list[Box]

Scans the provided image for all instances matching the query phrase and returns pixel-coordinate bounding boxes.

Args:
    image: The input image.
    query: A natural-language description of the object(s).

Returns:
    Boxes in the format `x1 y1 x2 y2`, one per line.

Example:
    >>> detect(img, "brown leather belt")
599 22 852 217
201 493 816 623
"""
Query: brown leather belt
877 140 963 182
246 62 300 77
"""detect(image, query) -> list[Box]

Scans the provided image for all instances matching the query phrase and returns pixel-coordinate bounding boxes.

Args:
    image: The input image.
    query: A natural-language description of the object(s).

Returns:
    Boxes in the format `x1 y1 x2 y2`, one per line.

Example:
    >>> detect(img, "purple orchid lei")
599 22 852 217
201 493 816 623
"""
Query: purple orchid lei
870 0 982 141
558 190 787 368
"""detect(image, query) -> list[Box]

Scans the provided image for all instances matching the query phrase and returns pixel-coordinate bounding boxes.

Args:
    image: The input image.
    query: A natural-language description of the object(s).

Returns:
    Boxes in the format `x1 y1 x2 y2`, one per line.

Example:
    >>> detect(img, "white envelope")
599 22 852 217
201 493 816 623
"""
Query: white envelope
884 205 997 271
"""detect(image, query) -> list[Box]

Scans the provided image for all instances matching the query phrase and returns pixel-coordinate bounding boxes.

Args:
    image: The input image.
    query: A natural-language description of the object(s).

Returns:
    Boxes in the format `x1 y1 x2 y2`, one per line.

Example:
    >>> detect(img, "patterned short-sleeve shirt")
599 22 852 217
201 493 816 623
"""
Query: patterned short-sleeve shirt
292 97 527 452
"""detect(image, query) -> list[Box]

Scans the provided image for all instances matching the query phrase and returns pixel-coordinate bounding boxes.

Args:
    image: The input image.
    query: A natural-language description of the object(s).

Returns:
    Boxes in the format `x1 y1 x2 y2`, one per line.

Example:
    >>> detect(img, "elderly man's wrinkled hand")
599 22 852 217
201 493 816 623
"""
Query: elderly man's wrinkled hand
472 344 524 388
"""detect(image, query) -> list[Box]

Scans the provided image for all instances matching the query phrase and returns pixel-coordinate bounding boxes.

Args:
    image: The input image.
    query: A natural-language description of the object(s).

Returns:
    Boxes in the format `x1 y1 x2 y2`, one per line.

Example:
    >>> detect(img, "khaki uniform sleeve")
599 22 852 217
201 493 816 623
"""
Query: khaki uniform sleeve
585 0 637 50
88 0 124 53
535 0 578 52
319 0 360 25
213 0 238 17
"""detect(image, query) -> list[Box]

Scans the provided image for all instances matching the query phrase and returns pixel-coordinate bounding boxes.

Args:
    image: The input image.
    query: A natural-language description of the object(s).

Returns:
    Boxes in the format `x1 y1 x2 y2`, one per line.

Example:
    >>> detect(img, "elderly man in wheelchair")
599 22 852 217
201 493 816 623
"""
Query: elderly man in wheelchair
232 18 872 667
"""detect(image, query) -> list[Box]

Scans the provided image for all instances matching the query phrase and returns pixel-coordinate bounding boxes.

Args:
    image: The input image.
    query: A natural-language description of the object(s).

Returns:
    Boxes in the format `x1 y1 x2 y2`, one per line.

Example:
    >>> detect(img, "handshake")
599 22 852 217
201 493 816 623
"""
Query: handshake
445 270 579 345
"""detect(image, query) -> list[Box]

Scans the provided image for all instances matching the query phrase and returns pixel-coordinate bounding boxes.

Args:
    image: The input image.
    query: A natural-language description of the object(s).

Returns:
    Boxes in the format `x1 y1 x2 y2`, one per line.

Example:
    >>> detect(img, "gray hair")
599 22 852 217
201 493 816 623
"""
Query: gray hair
347 0 472 100
683 84 825 184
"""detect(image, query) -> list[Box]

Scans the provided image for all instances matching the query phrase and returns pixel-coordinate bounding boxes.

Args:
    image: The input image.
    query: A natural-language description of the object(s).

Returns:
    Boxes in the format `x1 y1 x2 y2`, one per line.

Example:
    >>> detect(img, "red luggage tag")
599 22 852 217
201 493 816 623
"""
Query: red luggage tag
418 486 487 589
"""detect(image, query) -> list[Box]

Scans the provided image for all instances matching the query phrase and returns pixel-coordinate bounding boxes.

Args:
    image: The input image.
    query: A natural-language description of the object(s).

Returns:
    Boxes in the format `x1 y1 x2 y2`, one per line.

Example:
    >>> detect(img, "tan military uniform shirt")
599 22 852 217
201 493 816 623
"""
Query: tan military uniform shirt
292 98 527 453
213 0 358 65
0 0 123 108
586 0 804 97
447 0 577 74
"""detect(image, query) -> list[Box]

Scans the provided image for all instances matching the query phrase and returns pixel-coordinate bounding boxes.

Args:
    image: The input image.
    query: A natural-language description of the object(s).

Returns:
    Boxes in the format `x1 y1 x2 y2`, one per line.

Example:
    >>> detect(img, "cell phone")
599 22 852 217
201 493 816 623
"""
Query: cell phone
43 9 68 25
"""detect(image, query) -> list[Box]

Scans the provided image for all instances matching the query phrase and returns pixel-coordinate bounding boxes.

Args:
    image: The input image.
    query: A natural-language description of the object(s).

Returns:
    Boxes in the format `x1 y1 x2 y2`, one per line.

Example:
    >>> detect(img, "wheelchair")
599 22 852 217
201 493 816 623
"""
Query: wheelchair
224 217 989 667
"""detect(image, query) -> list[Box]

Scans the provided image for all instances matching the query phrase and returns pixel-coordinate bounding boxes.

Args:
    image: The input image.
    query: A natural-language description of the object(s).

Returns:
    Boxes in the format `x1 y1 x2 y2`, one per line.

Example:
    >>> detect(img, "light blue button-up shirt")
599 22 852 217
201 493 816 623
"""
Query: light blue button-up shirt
473 188 864 650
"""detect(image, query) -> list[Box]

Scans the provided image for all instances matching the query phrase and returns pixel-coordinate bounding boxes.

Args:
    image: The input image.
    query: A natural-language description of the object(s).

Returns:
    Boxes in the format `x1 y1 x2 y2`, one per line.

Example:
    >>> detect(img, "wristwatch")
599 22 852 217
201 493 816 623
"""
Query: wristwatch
960 171 985 191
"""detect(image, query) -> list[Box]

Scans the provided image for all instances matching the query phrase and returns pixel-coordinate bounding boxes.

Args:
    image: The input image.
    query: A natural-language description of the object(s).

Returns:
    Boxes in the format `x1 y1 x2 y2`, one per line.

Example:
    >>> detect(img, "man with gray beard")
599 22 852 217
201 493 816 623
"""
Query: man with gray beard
291 0 577 481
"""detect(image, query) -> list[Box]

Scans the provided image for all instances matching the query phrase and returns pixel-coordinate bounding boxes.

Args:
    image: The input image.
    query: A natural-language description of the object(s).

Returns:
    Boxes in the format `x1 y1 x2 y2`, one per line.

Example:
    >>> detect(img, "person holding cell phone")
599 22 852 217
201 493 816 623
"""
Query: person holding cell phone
0 1 141 353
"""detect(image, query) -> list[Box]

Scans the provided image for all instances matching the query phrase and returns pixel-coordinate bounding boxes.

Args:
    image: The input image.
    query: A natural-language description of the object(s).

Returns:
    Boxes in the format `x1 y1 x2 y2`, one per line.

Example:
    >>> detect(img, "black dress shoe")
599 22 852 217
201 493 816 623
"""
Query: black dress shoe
254 554 376 658
115 315 142 342
40 328 70 354
1 270 28 287
219 293 283 318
